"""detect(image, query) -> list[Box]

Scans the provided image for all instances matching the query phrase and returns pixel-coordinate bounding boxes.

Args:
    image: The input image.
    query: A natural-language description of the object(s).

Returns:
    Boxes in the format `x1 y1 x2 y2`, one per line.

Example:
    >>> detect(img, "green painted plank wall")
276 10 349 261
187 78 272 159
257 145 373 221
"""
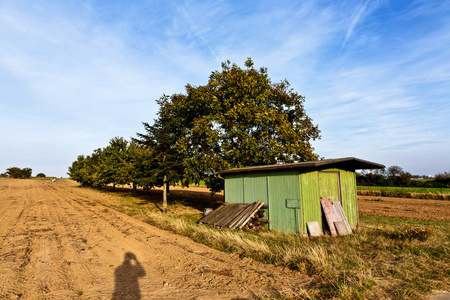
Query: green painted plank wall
223 167 358 234
267 171 301 233
339 170 358 227
300 171 320 234
243 173 268 204
224 174 244 203
318 171 341 203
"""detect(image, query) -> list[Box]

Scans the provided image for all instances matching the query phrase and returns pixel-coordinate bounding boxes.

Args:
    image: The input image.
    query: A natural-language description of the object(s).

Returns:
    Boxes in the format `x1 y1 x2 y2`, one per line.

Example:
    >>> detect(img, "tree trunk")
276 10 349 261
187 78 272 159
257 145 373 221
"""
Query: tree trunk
163 175 167 214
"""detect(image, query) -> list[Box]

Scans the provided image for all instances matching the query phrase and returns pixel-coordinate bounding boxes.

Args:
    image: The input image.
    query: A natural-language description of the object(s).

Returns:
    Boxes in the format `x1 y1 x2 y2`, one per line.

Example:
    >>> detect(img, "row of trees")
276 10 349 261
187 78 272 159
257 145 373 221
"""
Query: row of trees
356 166 450 187
68 58 321 212
68 138 155 191
0 167 33 178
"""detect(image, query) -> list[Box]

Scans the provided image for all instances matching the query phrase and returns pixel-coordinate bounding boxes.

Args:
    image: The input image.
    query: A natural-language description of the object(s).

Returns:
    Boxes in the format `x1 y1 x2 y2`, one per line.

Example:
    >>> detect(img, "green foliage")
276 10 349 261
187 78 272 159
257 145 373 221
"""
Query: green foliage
67 138 158 191
4 167 32 179
70 58 320 195
137 58 320 192
36 173 46 178
357 166 449 188
134 94 188 189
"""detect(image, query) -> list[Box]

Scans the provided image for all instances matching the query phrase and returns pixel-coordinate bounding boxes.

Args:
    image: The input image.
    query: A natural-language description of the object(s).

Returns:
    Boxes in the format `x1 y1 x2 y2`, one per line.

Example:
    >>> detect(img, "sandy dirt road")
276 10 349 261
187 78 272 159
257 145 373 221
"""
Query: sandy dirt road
0 179 310 300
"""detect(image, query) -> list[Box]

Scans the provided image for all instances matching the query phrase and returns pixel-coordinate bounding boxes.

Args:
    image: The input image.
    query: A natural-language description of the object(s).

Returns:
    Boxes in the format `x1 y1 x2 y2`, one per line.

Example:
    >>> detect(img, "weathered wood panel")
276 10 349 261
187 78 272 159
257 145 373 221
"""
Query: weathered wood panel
318 171 341 203
199 201 264 229
300 171 321 234
339 170 358 227
224 174 244 204
267 171 300 233
332 201 353 234
243 173 268 204
320 198 338 236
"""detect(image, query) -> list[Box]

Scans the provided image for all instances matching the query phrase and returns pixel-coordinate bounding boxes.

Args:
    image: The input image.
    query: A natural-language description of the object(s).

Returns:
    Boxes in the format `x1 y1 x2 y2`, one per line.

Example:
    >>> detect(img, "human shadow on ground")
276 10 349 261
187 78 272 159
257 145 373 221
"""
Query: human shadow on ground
112 252 146 300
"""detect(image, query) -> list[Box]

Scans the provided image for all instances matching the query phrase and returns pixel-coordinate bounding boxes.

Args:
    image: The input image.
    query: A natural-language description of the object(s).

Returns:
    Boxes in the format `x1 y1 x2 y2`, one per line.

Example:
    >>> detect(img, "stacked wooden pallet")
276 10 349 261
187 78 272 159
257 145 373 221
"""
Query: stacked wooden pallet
199 201 265 229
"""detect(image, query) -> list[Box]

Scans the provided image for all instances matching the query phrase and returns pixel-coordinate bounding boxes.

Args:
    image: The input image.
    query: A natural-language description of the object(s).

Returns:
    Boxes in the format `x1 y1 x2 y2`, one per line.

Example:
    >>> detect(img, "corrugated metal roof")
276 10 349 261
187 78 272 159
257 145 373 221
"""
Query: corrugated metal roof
217 157 384 175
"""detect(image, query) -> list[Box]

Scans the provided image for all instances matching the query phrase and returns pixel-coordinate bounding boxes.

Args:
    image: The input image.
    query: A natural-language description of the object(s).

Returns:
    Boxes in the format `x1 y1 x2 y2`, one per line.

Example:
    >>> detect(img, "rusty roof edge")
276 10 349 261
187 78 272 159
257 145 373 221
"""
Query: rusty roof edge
217 157 385 175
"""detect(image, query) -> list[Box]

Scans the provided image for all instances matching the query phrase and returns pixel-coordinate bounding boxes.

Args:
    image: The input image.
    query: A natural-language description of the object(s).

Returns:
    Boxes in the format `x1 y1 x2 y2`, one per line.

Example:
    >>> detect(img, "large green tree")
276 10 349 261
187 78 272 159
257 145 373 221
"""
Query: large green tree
140 58 320 192
135 94 188 212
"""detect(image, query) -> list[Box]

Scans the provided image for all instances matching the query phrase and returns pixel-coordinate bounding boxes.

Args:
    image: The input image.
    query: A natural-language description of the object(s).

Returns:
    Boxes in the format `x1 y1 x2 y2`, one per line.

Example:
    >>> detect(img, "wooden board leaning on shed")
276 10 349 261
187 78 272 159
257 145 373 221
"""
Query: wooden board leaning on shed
319 198 353 237
199 201 265 229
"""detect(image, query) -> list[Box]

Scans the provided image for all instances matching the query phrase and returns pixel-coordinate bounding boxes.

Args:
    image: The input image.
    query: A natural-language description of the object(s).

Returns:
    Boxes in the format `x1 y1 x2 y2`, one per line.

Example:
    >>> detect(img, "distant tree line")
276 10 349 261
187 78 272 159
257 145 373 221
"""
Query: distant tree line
68 137 155 192
68 59 321 212
356 166 450 188
0 167 33 179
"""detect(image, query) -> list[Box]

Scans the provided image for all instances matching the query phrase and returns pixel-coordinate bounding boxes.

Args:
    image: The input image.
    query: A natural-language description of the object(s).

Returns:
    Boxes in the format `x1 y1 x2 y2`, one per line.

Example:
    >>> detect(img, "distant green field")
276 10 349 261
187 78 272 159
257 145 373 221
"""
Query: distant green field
357 186 450 200
357 186 450 194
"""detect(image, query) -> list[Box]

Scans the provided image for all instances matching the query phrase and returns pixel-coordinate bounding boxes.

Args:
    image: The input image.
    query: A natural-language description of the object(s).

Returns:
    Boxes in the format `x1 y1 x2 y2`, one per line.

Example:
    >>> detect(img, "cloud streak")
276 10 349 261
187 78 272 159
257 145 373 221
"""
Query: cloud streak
0 0 449 177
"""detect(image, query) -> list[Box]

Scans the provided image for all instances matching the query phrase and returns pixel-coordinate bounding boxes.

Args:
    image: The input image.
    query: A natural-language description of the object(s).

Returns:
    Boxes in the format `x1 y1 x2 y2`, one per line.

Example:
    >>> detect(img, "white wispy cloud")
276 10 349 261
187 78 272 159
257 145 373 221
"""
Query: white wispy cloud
0 0 448 176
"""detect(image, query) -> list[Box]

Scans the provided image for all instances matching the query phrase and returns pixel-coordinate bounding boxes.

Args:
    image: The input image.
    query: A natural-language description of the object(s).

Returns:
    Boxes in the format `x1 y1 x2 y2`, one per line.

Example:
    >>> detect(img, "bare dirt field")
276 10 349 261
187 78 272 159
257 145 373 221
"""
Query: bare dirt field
358 195 450 222
1 179 448 299
0 179 311 300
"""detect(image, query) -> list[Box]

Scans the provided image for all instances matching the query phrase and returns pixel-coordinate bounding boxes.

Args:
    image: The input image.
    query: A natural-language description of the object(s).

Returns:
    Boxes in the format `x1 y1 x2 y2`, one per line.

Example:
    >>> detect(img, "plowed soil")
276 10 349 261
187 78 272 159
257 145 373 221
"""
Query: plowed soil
0 179 311 300
358 195 450 222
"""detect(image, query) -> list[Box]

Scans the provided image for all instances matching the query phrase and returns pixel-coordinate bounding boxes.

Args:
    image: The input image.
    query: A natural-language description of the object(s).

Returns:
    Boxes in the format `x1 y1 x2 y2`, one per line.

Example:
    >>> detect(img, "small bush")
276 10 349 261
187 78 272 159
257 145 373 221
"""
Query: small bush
36 173 46 178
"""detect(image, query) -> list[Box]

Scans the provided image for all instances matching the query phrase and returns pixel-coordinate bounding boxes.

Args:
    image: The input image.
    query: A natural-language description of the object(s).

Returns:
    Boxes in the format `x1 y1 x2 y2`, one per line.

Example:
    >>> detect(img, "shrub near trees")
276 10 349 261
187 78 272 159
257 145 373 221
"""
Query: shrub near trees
0 167 33 178
68 58 321 212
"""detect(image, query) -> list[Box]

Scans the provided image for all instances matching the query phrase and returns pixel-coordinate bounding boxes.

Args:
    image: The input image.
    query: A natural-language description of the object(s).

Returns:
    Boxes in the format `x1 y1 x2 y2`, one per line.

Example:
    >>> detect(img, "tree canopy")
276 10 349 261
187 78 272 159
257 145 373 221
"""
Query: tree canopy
3 167 33 179
138 58 320 191
69 58 322 208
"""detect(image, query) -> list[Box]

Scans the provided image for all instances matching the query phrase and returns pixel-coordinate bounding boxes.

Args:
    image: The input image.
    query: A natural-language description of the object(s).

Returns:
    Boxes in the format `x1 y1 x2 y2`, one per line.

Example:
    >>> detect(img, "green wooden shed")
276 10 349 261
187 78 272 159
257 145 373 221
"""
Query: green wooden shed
217 157 384 234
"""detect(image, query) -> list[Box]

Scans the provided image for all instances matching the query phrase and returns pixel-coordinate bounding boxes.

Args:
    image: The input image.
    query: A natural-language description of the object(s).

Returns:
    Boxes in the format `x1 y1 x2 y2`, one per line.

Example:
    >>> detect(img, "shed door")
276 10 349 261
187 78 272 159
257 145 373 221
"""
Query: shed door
318 171 341 203
267 171 301 234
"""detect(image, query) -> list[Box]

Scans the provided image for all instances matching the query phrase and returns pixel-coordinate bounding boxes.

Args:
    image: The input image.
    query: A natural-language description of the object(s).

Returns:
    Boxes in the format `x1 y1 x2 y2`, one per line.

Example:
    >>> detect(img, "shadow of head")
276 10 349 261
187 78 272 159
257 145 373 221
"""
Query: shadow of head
112 252 146 300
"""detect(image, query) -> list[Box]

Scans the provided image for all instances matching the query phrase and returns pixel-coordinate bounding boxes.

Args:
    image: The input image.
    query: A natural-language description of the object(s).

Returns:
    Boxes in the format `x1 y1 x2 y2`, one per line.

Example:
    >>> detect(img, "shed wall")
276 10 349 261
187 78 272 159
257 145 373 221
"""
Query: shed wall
300 171 321 234
339 170 358 227
223 167 359 234
267 171 301 233
243 173 268 204
224 174 244 203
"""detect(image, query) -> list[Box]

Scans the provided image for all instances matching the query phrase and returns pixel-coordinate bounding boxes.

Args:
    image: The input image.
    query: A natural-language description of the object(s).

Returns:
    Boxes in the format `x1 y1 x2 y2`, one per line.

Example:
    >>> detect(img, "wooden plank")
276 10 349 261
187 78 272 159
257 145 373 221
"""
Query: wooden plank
320 198 338 237
332 202 353 234
334 221 350 236
229 201 259 229
238 201 264 229
199 201 267 230
213 204 245 225
226 204 252 226
199 203 229 224
214 204 245 227
306 221 322 237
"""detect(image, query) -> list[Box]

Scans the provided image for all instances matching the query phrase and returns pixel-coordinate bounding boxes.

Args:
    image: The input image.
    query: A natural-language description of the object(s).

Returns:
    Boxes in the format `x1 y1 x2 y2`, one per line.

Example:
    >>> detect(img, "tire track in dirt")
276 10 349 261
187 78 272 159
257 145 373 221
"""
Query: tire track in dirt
0 179 312 299
0 180 36 299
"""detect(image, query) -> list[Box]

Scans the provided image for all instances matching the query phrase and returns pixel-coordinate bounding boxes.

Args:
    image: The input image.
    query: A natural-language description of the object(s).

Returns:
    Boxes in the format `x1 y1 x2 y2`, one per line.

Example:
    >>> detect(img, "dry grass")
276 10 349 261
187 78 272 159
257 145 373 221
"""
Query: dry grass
358 188 450 200
139 210 450 299
76 184 450 299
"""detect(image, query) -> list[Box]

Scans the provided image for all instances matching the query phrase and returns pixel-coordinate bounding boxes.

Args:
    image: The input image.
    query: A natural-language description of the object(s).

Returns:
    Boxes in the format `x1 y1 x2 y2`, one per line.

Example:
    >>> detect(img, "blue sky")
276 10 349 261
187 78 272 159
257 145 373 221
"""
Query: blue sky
1 0 449 177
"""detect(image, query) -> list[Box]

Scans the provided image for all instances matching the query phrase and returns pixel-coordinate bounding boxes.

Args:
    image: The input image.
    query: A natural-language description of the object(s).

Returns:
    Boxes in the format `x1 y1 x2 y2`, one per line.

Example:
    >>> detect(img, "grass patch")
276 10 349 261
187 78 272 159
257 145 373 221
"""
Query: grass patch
144 213 449 299
358 186 450 200
67 182 450 299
